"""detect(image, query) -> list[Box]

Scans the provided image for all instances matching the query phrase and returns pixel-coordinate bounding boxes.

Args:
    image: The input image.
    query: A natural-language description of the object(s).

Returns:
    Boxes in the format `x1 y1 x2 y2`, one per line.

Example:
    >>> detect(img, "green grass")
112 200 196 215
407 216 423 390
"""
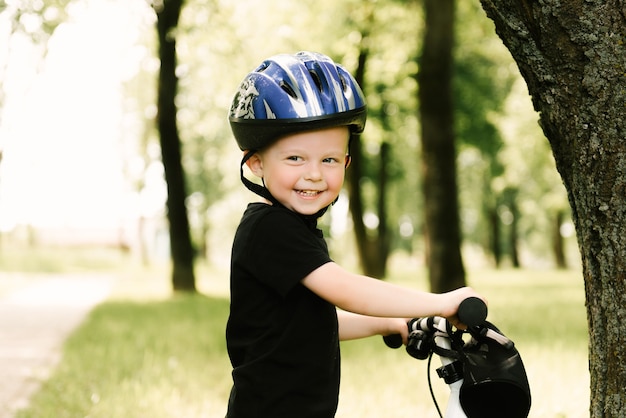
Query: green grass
13 258 589 418
16 294 233 418
0 246 131 274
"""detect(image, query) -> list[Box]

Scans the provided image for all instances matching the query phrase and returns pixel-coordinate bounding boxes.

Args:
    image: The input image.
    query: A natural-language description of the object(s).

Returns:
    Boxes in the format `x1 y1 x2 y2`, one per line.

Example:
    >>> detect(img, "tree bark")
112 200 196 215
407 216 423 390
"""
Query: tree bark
155 0 196 292
480 1 626 416
419 0 466 293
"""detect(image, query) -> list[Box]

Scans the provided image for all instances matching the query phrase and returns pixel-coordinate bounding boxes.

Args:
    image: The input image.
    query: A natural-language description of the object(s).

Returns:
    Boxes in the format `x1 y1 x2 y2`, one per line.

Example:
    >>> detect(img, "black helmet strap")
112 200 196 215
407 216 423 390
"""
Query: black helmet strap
240 151 281 207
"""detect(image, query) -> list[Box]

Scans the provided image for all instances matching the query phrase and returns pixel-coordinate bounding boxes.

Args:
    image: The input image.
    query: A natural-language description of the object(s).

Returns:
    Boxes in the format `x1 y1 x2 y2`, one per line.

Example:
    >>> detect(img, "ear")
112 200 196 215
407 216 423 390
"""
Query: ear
244 151 264 177
344 154 352 169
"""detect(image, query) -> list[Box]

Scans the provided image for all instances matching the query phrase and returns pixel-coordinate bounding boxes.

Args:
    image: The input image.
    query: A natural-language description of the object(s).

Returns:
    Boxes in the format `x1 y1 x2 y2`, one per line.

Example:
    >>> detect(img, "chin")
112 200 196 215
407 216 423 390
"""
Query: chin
293 205 325 216
296 209 322 216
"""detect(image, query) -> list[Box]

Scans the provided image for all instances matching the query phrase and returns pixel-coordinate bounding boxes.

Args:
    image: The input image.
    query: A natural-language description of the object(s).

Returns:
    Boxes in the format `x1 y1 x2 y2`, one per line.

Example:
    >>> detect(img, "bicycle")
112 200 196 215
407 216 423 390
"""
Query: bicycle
383 297 531 418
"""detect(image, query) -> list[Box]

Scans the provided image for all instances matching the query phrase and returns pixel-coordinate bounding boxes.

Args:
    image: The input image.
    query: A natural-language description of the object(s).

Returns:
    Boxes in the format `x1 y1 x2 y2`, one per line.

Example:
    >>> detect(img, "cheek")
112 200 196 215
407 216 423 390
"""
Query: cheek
268 167 298 187
327 170 346 190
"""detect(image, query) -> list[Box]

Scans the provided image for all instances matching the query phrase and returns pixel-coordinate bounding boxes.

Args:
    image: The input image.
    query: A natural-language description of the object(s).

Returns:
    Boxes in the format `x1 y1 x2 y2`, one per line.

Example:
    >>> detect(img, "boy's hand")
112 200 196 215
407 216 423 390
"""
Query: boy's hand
441 287 487 329
383 317 410 345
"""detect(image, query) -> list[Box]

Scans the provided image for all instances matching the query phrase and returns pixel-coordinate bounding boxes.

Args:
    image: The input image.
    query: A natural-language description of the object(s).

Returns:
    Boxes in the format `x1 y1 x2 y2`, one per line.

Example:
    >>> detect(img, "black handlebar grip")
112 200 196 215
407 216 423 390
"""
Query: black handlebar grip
383 334 403 349
457 296 488 327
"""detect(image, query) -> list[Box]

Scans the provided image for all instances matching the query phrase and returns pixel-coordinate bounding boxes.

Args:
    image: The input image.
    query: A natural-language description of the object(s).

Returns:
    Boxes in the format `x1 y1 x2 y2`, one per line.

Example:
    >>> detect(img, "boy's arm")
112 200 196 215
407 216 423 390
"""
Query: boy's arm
302 262 481 326
337 310 408 342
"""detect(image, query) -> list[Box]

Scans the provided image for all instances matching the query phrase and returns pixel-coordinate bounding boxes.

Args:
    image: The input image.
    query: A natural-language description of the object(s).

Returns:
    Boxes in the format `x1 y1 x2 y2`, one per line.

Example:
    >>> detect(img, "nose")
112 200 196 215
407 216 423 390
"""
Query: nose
304 161 322 181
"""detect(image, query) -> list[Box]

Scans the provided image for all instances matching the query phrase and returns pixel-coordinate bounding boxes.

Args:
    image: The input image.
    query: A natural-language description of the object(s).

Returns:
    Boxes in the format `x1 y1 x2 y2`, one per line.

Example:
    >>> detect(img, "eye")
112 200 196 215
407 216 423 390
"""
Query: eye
287 155 302 162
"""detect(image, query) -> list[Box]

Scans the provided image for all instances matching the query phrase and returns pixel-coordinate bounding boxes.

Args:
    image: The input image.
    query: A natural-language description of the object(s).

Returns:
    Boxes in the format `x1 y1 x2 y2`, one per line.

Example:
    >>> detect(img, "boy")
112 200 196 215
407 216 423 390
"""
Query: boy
226 51 483 417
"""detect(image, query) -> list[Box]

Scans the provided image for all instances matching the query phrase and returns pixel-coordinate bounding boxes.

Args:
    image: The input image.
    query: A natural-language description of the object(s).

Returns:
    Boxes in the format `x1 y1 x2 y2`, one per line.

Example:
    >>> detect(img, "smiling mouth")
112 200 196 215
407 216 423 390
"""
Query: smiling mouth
296 190 323 197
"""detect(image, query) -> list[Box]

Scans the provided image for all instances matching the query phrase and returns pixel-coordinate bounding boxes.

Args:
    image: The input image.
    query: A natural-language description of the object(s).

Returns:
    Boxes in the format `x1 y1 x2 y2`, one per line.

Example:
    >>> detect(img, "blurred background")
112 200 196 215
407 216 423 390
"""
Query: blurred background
0 0 579 282
0 1 588 417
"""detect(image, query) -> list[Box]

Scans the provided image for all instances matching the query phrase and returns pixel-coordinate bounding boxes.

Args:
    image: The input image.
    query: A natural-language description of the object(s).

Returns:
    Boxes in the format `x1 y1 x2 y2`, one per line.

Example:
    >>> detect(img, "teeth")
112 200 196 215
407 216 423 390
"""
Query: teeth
298 190 320 196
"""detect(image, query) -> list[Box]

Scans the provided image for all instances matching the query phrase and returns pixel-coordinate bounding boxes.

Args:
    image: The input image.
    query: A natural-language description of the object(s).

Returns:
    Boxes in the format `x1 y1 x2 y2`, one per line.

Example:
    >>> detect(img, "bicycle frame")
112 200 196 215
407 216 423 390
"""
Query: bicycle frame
422 317 521 418
424 316 468 418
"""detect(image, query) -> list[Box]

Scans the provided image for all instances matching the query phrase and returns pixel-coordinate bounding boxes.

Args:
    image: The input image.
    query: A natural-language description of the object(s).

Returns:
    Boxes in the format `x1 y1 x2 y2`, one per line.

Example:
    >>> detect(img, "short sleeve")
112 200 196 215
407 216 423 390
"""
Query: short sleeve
245 208 332 297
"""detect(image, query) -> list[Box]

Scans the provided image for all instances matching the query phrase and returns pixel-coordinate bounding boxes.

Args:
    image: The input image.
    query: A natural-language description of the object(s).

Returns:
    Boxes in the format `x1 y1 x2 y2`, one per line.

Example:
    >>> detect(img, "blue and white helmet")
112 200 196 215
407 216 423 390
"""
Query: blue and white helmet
229 51 367 151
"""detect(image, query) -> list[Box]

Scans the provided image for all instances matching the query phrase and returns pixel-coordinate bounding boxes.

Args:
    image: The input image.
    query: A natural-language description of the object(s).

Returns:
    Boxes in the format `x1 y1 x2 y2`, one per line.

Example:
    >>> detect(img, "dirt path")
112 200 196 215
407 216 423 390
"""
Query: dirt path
0 274 113 418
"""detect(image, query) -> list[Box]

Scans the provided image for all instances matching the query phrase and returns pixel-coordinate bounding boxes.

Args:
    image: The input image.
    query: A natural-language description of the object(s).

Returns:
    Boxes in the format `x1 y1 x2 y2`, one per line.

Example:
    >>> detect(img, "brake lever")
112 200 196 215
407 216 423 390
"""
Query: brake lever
467 324 514 349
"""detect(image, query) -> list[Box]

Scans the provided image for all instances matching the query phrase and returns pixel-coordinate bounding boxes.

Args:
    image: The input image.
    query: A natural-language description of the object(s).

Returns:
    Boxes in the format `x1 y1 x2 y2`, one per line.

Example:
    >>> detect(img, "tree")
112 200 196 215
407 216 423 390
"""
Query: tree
488 74 571 268
154 0 196 292
333 0 420 278
346 25 393 278
453 0 519 268
419 0 466 292
479 1 626 416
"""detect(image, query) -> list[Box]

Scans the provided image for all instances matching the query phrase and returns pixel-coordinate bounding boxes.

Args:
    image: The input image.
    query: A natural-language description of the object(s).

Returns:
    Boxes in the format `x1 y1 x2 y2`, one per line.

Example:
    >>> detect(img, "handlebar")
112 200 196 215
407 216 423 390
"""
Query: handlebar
383 333 403 348
457 297 488 328
381 296 531 418
383 296 487 349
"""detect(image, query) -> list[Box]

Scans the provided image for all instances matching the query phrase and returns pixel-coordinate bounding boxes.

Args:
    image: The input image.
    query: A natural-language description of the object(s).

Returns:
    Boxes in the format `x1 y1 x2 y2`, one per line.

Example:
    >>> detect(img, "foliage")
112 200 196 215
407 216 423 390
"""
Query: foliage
452 1 570 265
0 0 71 129
493 78 571 261
0 0 573 268
0 0 70 43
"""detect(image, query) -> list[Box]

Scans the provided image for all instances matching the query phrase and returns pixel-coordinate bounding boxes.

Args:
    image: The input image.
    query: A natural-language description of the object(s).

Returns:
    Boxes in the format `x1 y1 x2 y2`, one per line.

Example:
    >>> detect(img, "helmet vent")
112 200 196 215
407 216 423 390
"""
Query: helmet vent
308 70 323 93
279 81 297 99
338 74 348 92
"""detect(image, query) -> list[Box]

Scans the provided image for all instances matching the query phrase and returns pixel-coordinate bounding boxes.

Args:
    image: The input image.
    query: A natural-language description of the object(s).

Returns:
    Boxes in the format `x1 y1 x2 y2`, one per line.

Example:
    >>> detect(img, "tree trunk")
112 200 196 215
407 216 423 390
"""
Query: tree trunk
154 0 196 292
488 206 501 267
419 0 466 293
507 193 520 268
553 210 567 269
509 203 520 268
347 42 390 278
374 141 391 277
480 1 626 416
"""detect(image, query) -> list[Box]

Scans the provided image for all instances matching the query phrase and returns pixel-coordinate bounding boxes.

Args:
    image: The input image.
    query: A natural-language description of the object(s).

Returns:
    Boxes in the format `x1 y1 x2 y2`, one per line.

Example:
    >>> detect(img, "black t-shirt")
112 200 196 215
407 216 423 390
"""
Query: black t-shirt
226 203 339 418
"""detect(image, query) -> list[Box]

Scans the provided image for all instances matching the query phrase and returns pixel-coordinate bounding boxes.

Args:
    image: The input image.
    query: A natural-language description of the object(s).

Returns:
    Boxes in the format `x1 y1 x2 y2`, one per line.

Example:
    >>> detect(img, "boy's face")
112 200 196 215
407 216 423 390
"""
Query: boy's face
246 126 350 216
